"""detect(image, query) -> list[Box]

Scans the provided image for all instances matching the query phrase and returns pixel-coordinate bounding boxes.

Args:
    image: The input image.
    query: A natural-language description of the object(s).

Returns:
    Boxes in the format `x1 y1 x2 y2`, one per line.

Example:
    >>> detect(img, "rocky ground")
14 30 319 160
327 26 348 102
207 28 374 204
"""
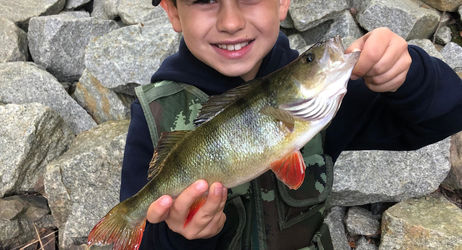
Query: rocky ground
1 0 462 249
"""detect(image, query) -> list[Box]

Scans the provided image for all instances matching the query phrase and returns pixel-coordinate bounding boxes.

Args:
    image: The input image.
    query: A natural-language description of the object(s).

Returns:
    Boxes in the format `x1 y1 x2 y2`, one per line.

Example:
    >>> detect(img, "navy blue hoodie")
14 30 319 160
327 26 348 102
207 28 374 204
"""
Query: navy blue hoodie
120 32 462 249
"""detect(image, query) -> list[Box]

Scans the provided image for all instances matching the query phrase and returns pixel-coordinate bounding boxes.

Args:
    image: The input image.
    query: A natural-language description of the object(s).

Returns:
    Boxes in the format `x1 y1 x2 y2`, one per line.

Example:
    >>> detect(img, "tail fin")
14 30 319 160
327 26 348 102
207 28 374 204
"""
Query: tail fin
87 204 147 250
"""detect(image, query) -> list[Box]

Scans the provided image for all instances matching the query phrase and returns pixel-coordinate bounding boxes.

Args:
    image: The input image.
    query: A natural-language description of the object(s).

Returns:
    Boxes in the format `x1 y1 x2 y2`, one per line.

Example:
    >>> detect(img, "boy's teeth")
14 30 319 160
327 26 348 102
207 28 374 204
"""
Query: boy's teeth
217 42 249 51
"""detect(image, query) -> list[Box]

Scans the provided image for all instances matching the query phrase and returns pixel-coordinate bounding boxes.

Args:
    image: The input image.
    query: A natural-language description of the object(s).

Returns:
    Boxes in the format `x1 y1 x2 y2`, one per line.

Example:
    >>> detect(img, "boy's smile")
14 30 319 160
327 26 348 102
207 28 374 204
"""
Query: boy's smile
163 0 290 81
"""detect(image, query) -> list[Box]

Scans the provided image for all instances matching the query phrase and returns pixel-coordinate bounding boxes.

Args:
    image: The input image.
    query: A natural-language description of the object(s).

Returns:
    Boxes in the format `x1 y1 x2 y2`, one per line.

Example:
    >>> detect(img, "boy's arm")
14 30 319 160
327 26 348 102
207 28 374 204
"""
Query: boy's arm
120 100 224 249
325 35 462 160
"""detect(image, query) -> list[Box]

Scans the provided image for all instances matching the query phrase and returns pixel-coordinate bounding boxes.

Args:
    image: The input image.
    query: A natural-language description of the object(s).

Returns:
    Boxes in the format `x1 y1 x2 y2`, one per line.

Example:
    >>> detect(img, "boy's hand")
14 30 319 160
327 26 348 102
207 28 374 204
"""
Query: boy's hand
146 180 227 240
345 27 412 93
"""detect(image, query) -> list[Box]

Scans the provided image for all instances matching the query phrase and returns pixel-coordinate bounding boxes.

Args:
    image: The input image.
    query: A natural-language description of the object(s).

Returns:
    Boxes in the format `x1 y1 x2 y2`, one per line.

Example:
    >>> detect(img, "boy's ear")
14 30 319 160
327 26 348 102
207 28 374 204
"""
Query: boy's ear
161 0 182 32
279 0 290 21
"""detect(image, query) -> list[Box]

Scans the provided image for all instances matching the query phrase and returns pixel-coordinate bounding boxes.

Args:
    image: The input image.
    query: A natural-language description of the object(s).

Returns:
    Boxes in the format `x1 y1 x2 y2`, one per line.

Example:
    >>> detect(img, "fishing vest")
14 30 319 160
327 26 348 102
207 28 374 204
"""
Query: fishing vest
135 81 334 250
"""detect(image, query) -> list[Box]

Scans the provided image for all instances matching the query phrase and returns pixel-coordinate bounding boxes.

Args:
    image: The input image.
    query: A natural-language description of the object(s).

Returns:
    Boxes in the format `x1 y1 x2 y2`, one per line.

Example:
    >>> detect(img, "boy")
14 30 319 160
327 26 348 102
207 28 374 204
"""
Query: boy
120 0 462 249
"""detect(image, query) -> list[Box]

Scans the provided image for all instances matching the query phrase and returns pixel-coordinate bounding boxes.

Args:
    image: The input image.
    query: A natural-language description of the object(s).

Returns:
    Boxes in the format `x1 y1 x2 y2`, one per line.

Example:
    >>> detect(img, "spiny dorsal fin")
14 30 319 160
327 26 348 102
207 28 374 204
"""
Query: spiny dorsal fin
261 106 295 132
194 82 257 126
148 130 190 180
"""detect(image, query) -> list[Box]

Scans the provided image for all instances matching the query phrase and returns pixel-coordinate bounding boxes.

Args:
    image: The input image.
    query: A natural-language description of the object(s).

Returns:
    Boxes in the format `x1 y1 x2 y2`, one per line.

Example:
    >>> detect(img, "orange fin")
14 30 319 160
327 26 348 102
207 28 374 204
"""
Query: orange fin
87 205 146 250
270 150 306 190
184 197 207 227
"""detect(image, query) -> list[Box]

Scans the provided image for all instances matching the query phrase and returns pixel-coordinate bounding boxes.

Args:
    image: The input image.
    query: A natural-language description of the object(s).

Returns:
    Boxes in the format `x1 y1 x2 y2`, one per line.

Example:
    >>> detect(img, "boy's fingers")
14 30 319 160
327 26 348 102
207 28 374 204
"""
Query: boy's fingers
197 212 227 239
365 52 411 87
192 182 225 223
171 179 209 219
147 195 173 223
364 37 408 78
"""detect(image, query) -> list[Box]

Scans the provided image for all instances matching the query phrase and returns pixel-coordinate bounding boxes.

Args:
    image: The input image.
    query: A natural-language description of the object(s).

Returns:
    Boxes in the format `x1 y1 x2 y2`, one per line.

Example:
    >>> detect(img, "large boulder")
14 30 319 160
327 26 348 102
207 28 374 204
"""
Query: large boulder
357 0 440 40
0 17 28 63
420 0 462 11
0 0 65 29
65 0 91 9
0 62 96 134
28 13 119 82
44 120 129 249
380 194 462 249
84 20 180 95
289 0 349 32
441 42 462 70
331 138 450 206
442 131 462 191
73 69 132 124
0 103 74 198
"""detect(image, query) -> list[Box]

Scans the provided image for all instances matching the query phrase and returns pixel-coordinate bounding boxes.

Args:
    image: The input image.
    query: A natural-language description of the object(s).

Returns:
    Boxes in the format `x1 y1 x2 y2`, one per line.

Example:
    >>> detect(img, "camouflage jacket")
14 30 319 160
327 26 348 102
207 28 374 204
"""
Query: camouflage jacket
136 80 334 250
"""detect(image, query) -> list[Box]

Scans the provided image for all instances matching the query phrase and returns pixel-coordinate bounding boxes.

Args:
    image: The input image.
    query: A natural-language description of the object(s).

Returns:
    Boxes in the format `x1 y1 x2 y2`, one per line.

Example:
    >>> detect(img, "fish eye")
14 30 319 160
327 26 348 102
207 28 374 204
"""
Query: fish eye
304 53 315 63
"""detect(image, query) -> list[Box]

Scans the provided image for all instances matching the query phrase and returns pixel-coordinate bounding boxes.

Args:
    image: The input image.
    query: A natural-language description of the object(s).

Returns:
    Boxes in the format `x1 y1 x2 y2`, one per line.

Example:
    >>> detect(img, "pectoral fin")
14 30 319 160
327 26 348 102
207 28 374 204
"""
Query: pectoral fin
270 151 306 190
261 106 295 132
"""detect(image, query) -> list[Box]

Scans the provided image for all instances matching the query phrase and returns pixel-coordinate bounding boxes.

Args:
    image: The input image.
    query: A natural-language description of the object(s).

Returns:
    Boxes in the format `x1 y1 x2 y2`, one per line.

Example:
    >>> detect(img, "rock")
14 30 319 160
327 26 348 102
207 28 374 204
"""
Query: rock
0 197 25 220
380 194 462 249
59 10 91 18
0 17 29 63
0 62 96 134
357 0 440 40
324 207 350 250
345 207 380 237
321 10 364 48
407 39 444 60
331 138 450 206
91 0 119 20
44 120 129 249
118 0 163 24
280 13 294 29
28 14 119 82
420 0 462 11
0 103 74 197
442 131 462 191
289 0 349 32
435 26 452 45
0 219 21 248
73 69 132 124
0 0 65 30
441 42 462 70
84 20 180 95
288 34 307 52
65 0 91 9
459 6 462 22
356 237 378 250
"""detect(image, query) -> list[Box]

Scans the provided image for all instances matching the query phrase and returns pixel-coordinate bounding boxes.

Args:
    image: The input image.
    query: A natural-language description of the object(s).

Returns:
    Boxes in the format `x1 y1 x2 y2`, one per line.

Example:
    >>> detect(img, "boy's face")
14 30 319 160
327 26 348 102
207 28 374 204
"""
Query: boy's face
163 0 290 81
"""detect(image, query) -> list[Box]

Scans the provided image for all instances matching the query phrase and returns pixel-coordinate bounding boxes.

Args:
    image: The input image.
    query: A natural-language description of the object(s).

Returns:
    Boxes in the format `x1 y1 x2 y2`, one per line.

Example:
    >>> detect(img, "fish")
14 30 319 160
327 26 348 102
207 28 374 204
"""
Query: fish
87 36 360 249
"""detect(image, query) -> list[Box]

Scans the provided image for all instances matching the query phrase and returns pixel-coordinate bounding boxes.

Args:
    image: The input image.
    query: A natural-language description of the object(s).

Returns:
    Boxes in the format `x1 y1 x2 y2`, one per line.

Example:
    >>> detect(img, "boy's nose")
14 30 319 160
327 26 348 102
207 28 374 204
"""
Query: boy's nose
216 1 245 34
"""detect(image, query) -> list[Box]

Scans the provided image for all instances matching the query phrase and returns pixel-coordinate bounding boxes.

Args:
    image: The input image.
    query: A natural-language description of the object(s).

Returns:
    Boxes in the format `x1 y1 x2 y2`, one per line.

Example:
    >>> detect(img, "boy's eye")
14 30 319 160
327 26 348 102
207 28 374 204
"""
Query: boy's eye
193 0 217 4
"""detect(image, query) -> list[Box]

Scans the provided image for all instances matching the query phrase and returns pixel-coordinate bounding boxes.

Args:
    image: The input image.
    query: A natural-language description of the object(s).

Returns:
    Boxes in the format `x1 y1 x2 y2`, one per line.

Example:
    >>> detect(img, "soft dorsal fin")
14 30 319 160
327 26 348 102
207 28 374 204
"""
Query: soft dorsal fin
261 106 295 132
148 130 190 180
270 150 306 189
194 82 257 126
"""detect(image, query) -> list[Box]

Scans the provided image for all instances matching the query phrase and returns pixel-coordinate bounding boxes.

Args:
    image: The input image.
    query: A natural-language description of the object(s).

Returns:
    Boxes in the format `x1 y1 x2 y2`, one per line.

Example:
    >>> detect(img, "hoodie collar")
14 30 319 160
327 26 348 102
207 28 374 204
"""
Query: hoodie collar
151 31 299 95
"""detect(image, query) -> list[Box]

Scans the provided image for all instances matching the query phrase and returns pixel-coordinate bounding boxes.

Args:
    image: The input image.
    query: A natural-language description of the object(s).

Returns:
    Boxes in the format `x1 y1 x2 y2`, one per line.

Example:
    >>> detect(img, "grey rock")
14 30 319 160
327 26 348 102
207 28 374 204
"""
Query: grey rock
288 34 307 52
324 207 350 250
407 39 444 60
331 138 450 206
65 0 91 9
0 103 74 197
59 10 91 18
118 0 164 24
357 0 440 40
380 194 462 249
91 0 119 20
350 0 372 12
441 42 462 70
73 69 132 124
84 20 180 95
0 197 25 220
300 20 335 46
322 10 364 48
289 0 349 32
28 14 119 82
357 237 378 250
280 13 294 29
0 0 65 29
0 17 29 63
420 0 462 11
0 219 21 248
442 131 462 191
0 62 96 134
44 120 129 249
459 6 462 22
435 26 452 45
22 195 50 222
345 207 380 236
